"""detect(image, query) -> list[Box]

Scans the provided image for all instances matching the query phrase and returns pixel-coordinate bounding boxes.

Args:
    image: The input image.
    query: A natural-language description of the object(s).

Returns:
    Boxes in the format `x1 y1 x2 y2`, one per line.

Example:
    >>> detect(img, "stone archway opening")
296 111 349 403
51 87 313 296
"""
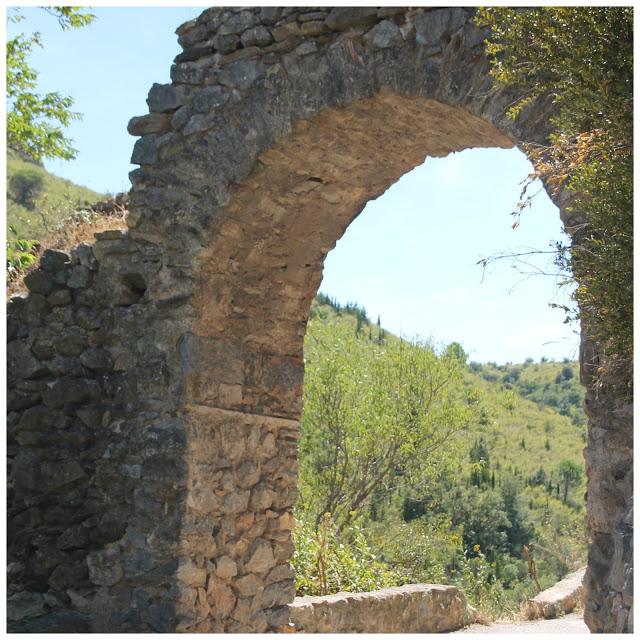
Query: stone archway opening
290 141 585 612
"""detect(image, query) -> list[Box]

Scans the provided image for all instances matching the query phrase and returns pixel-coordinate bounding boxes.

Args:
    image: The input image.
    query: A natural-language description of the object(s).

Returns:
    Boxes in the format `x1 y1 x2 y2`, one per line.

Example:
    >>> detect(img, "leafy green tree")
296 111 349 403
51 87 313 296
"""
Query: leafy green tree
469 437 491 487
7 7 95 161
299 316 471 531
500 474 534 555
477 7 633 391
556 460 583 503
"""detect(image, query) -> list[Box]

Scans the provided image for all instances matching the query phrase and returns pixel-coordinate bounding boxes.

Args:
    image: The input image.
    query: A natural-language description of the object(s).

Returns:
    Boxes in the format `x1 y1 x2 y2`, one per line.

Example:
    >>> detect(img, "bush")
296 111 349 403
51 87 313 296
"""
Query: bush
291 513 404 596
9 167 44 209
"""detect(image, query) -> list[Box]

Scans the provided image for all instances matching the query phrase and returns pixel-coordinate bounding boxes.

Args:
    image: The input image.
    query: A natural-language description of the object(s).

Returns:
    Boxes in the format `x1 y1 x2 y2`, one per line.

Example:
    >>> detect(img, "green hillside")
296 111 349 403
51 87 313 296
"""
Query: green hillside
294 295 587 619
7 149 106 240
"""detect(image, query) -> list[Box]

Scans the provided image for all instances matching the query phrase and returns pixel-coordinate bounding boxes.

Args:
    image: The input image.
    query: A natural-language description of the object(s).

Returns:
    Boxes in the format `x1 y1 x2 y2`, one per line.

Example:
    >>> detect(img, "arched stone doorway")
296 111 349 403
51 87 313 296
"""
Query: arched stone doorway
7 6 631 633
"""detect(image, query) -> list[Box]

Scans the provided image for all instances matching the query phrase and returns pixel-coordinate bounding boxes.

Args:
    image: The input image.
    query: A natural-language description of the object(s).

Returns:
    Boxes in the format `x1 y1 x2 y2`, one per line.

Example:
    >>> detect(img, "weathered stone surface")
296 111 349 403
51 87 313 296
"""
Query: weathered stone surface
414 8 467 48
521 568 585 620
241 25 272 47
86 547 123 586
216 556 238 580
363 20 404 49
146 82 187 113
127 113 173 136
245 540 276 574
40 249 70 272
24 270 54 295
289 584 475 633
325 7 378 31
192 85 229 112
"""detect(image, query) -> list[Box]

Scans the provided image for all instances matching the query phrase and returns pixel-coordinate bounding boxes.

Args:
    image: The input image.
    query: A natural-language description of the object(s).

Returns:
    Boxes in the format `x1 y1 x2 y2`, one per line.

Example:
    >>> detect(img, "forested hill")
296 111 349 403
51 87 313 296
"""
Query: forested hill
294 294 587 619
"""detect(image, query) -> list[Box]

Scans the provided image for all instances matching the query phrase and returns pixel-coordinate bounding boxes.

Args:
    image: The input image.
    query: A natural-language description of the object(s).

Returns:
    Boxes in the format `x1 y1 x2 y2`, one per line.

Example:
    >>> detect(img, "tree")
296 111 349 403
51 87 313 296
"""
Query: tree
477 8 633 392
298 317 472 532
557 460 583 503
7 7 95 162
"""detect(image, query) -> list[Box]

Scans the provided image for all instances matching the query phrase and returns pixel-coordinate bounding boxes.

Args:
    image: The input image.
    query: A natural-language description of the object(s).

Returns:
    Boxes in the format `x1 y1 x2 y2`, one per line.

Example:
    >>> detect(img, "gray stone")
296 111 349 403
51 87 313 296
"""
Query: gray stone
219 11 256 36
213 32 240 54
30 339 54 360
53 327 89 356
121 549 154 577
131 135 160 165
325 7 378 31
127 113 173 136
72 244 98 270
40 249 70 272
86 547 123 586
24 270 54 296
7 591 47 622
415 8 467 48
193 85 229 113
241 26 273 48
294 41 318 56
218 59 265 91
262 580 295 608
8 341 48 380
171 105 191 130
363 20 404 49
67 265 91 289
299 11 328 22
48 288 72 306
259 7 281 25
171 63 201 85
177 23 208 48
43 459 87 489
146 82 187 113
80 347 114 371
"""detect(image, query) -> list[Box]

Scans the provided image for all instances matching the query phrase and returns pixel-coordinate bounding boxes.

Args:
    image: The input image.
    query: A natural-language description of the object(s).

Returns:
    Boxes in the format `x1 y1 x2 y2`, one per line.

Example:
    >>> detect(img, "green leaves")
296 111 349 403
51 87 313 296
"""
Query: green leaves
299 310 471 531
477 7 633 393
6 7 95 162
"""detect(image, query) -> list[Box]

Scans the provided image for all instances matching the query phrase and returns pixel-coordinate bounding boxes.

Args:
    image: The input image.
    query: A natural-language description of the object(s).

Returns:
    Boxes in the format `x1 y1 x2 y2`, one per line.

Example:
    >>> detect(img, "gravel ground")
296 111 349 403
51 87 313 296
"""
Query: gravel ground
456 611 589 634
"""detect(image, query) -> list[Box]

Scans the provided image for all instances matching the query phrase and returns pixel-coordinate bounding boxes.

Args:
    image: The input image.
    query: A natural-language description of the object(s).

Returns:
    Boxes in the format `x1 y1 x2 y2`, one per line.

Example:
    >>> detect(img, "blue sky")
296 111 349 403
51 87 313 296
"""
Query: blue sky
7 6 579 363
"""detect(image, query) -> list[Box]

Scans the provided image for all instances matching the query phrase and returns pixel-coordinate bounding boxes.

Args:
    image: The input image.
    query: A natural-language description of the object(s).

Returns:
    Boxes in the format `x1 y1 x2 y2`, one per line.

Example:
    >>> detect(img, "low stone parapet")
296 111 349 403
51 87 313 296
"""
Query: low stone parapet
287 584 476 633
521 568 586 620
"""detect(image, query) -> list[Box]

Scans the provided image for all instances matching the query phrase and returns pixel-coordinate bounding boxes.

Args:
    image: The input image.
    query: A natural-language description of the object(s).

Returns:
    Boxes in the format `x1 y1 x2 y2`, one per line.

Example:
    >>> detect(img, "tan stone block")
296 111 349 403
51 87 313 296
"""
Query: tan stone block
234 573 262 597
176 559 207 587
207 576 236 618
216 556 238 580
245 540 276 574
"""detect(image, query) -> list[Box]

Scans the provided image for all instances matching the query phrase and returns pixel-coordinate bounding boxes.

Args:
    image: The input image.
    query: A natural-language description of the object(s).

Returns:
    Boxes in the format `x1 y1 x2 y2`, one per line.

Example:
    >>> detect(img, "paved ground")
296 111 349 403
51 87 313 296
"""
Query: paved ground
457 611 589 634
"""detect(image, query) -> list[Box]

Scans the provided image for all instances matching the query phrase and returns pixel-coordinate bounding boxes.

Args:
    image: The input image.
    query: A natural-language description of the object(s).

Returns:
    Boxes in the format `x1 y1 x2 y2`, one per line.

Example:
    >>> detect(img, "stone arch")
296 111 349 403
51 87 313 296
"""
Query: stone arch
7 6 631 633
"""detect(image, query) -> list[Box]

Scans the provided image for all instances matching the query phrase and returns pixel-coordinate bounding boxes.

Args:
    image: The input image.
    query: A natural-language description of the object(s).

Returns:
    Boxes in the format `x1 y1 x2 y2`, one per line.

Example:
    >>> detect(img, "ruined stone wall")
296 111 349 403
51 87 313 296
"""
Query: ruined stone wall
6 6 632 633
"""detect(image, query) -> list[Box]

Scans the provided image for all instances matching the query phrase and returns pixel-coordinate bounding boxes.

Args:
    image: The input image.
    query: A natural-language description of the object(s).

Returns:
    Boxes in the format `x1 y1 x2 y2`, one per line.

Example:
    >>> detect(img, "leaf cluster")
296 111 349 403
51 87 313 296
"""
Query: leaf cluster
477 7 633 393
6 7 95 162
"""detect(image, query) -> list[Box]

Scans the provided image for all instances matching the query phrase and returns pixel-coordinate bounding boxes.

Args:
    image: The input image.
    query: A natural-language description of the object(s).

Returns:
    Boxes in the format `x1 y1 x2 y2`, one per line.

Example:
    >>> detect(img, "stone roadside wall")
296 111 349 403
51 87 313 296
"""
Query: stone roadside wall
7 6 632 633
288 584 476 633
521 568 585 620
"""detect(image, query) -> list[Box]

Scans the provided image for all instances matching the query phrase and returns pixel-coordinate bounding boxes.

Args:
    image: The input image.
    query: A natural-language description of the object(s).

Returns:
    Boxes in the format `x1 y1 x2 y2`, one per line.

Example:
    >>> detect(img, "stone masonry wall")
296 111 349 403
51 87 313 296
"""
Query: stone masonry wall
6 6 632 633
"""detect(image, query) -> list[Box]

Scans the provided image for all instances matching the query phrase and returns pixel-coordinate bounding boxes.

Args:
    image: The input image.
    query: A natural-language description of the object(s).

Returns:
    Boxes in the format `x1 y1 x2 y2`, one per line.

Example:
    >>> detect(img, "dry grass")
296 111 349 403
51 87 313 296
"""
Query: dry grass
7 194 129 298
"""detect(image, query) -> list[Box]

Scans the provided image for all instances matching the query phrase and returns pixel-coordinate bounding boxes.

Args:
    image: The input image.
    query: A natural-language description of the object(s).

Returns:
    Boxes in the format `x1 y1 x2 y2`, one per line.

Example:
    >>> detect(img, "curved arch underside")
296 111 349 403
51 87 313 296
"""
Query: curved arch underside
189 94 511 418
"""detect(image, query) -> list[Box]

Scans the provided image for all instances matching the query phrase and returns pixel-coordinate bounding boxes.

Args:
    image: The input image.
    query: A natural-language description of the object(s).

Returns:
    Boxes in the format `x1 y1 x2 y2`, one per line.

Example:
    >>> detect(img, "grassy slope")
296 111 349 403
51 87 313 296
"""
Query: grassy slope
307 298 586 501
7 149 106 240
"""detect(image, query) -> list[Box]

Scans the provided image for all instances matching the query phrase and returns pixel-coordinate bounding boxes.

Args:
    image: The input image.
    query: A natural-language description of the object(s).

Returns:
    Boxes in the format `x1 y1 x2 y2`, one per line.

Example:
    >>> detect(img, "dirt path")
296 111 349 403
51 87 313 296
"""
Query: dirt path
457 611 588 633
